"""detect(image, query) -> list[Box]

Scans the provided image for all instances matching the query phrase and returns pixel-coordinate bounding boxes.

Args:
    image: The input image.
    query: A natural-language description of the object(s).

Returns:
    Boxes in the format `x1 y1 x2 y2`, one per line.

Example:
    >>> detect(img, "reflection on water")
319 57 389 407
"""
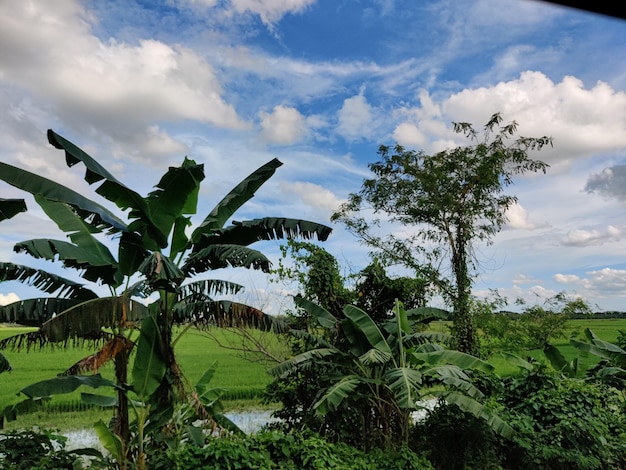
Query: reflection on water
64 409 277 451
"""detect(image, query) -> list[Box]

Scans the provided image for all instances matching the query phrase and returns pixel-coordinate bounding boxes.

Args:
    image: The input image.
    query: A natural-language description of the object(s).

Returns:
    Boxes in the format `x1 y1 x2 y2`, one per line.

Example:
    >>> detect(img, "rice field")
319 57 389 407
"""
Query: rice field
2 318 625 432
0 326 287 430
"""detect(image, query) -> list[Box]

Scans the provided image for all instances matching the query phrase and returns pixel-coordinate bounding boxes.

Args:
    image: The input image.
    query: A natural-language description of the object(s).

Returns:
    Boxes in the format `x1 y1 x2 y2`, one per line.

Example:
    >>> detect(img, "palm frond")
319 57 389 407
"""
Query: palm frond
270 347 341 378
178 300 286 333
314 375 363 415
14 239 120 286
0 297 84 327
444 391 515 438
40 297 149 342
0 161 127 233
62 336 135 375
0 198 27 221
182 244 271 275
191 159 283 241
194 218 332 251
0 262 98 301
385 366 423 409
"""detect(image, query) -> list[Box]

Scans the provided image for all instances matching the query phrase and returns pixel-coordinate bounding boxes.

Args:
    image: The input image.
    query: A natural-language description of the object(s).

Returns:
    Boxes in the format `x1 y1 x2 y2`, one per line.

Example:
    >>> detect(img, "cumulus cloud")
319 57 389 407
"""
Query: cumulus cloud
560 225 621 247
555 268 626 298
442 72 626 169
336 89 376 142
504 202 544 230
0 293 19 306
258 105 308 145
0 1 248 161
585 165 626 202
279 181 344 215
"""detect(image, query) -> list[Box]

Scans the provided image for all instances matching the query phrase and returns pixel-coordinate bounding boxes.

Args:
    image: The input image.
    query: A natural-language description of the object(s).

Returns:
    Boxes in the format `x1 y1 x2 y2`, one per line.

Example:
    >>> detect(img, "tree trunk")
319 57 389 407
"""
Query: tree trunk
114 345 130 449
451 234 478 355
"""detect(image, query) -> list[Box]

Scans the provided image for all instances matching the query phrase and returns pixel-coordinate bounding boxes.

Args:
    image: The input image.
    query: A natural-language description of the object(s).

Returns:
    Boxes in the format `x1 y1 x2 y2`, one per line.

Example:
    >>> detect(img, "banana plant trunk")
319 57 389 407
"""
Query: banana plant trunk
114 346 130 447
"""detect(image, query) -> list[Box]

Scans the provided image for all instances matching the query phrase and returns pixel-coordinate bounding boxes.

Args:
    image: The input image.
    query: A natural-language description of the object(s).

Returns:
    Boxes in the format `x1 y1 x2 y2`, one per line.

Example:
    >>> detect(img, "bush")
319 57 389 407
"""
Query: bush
0 428 109 469
414 368 626 470
150 431 434 470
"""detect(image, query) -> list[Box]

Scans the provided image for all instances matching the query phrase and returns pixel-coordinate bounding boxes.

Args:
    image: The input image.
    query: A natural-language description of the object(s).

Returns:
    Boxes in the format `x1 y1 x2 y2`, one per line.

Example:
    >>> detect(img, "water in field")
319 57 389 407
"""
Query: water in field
64 409 277 451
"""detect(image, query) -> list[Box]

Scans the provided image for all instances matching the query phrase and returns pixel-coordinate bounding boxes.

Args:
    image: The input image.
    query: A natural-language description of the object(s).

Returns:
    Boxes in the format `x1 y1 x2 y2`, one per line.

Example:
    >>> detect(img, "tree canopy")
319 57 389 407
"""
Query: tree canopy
332 113 551 354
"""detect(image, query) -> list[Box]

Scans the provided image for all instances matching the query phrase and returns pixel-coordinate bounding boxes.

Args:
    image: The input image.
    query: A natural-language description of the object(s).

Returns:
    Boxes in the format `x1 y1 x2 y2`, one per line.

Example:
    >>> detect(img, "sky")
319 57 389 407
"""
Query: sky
0 0 625 314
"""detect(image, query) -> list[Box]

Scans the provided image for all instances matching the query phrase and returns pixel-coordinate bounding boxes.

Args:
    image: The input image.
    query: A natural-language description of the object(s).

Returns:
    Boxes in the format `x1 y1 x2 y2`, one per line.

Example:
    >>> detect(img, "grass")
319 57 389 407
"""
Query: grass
1 326 285 431
2 317 626 432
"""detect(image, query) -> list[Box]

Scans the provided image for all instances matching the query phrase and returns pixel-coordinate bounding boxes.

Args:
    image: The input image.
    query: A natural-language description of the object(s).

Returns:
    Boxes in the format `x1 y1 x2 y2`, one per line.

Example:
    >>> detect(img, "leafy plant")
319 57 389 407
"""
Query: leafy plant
333 113 551 354
0 427 108 469
0 129 331 462
269 297 512 450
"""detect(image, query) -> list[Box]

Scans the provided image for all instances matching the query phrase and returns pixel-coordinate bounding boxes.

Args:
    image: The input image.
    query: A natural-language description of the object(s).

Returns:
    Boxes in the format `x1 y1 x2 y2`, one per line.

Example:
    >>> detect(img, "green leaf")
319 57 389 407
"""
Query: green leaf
343 304 391 354
314 375 363 415
385 366 422 409
294 296 337 329
94 419 124 461
14 238 120 286
0 161 127 233
195 362 218 396
81 393 118 407
0 262 97 301
0 352 11 373
183 244 271 275
145 158 204 247
270 348 340 378
195 217 332 250
40 297 149 342
35 195 121 284
191 158 283 241
444 391 515 438
0 198 27 221
132 316 166 398
47 129 167 248
20 374 117 398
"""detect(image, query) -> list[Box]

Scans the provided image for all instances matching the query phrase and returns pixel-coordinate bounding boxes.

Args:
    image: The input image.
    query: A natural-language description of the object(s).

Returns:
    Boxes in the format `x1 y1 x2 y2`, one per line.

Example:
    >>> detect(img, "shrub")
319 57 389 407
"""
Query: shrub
414 368 626 470
150 431 434 470
0 428 109 469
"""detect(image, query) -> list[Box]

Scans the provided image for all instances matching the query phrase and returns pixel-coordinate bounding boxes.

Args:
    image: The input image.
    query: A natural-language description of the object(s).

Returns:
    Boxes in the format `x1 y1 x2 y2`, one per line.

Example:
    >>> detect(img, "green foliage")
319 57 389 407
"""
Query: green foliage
149 431 434 470
333 113 551 354
415 367 626 470
475 293 579 355
267 299 509 451
0 428 109 469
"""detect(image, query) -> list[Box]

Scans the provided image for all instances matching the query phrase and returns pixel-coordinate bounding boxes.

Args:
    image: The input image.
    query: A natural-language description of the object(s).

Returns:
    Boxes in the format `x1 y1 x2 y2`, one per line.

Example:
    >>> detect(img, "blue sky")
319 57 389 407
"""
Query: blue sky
1 0 625 313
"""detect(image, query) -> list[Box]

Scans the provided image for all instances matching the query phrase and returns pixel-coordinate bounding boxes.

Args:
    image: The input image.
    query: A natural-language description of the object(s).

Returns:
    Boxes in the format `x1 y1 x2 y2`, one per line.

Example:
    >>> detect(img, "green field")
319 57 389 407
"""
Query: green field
2 318 625 432
1 326 286 431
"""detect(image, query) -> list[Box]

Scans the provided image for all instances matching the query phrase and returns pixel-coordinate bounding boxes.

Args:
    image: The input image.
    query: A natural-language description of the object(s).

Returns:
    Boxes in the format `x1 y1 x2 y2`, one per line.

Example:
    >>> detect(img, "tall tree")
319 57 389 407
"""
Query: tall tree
332 113 550 354
0 130 331 449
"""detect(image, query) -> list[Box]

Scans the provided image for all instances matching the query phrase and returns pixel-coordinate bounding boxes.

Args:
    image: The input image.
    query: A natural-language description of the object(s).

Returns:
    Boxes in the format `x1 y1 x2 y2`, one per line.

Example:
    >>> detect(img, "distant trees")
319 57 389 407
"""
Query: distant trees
333 113 551 354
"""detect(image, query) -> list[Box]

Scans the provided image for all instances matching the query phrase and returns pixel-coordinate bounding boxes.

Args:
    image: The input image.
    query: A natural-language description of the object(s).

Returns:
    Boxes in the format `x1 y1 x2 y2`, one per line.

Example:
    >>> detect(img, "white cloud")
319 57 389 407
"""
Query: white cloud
0 293 19 306
554 268 626 300
561 226 622 247
258 105 308 145
229 0 316 26
392 122 426 147
0 1 249 162
442 72 626 170
279 181 344 215
336 89 375 141
504 202 542 230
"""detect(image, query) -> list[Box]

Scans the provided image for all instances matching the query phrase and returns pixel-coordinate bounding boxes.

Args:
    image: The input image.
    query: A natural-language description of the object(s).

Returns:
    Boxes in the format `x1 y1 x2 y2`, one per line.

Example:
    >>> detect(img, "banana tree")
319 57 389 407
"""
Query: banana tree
271 297 512 450
0 129 331 441
0 198 27 374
